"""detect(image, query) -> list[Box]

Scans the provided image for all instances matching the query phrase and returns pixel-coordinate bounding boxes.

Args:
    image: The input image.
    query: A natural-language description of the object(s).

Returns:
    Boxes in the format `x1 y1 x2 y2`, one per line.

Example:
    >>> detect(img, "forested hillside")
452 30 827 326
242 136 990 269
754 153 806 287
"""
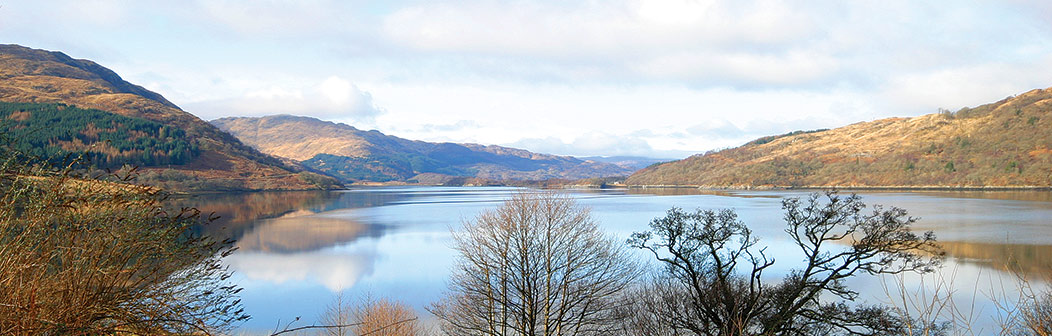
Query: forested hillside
0 102 198 168
627 87 1052 188
0 44 337 191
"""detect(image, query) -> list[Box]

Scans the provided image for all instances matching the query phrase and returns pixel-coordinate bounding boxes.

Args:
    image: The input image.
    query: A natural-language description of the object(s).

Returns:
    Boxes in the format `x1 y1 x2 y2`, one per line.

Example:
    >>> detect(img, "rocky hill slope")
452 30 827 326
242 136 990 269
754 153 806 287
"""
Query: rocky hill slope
0 44 337 191
627 87 1052 188
211 115 634 183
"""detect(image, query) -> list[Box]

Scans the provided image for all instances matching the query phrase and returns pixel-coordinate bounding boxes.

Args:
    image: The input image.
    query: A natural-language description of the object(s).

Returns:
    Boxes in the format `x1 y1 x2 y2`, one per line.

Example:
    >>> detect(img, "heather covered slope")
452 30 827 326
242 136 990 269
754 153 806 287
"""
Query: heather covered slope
211 115 634 183
627 87 1052 188
0 44 337 191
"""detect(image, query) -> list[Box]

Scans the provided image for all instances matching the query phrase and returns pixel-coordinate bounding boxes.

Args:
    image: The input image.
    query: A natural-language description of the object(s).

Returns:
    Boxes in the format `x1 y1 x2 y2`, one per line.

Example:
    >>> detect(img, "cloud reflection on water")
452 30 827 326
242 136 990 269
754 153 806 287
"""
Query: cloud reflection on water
224 207 389 292
226 246 377 292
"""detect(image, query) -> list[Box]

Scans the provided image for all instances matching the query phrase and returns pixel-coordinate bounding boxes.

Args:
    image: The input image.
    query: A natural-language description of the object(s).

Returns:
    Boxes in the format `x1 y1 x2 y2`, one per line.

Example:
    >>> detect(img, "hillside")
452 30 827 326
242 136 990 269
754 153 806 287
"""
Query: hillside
627 87 1052 188
211 115 633 183
0 44 337 191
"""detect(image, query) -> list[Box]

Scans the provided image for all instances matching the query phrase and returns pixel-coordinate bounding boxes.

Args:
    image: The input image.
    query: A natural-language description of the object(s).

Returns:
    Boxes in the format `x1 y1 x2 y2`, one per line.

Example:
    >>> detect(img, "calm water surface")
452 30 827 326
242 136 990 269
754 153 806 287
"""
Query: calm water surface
181 187 1052 334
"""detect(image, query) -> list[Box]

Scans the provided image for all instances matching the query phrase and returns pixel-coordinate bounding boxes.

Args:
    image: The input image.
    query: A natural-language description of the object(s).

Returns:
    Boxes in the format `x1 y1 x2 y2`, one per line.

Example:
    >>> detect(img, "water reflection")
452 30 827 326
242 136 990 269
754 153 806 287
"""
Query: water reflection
227 248 376 292
235 215 385 253
940 241 1052 279
176 187 1052 333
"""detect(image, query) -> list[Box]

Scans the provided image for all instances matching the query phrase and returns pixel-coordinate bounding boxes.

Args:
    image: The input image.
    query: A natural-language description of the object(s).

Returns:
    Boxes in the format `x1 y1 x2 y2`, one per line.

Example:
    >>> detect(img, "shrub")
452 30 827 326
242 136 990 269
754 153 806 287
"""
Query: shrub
0 148 246 334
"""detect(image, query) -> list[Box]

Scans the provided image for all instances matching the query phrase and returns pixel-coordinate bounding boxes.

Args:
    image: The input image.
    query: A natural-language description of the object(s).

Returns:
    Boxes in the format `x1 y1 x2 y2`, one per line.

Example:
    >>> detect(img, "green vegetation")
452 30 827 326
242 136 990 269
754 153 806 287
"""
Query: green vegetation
0 102 199 169
303 153 473 182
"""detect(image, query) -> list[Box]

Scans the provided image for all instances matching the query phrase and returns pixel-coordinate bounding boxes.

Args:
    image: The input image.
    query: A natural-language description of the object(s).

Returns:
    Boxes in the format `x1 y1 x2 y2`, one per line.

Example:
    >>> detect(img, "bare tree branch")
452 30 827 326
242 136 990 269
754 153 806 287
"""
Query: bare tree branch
625 191 944 336
431 191 639 336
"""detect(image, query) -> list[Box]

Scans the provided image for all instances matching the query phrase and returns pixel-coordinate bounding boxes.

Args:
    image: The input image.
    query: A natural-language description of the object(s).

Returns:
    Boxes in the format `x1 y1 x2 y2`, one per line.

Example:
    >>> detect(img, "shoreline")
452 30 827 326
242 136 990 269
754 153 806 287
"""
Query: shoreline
174 183 1052 194
626 185 1052 191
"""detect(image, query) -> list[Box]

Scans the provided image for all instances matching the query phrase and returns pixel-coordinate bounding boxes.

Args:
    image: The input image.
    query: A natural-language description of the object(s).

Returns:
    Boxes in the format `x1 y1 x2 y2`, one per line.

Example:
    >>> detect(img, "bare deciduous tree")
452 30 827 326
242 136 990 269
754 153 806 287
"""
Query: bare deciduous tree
625 191 943 336
430 191 638 336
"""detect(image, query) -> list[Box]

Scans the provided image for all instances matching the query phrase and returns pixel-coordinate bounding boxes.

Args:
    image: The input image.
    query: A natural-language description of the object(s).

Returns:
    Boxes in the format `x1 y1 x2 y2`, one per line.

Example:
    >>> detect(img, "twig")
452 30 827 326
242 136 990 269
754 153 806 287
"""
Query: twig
268 317 417 336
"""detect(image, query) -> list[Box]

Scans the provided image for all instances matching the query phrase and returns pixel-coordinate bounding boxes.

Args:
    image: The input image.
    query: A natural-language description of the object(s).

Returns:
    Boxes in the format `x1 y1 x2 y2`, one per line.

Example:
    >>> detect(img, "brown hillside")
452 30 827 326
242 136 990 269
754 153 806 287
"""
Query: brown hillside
212 115 633 182
0 44 335 191
627 87 1052 188
209 115 385 161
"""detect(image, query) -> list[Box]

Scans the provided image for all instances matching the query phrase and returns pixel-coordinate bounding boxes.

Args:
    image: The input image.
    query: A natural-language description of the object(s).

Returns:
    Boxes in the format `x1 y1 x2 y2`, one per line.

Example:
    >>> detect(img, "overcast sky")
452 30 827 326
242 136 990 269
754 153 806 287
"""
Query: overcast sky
3 1 1051 158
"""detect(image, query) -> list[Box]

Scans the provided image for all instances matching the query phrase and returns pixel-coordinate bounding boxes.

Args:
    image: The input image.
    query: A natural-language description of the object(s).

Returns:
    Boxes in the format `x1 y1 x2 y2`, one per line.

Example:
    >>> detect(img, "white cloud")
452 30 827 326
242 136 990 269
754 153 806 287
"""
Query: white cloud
381 0 815 55
186 76 385 123
377 0 826 86
61 0 129 26
4 0 1052 158
372 0 1052 96
194 0 346 36
634 49 840 86
319 77 353 103
507 133 670 158
879 59 1052 112
685 119 744 138
245 86 304 101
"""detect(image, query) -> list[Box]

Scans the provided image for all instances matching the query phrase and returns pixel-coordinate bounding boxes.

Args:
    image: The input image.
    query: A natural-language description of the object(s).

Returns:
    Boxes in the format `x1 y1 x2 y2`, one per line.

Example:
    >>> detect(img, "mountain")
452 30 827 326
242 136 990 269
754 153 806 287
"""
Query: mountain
211 115 634 183
0 44 338 191
574 156 675 171
627 87 1052 188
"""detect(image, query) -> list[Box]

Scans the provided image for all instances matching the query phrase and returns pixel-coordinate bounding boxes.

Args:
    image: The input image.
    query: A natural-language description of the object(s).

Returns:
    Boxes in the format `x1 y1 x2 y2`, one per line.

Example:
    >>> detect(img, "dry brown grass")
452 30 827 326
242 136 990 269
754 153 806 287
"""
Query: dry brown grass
212 116 375 161
0 153 247 334
628 87 1052 188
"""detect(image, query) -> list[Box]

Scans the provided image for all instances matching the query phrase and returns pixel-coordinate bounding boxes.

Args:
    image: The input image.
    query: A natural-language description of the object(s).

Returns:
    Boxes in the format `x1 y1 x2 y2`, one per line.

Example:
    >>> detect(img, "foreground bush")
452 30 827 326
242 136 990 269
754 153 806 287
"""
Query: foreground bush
0 149 247 334
322 294 423 336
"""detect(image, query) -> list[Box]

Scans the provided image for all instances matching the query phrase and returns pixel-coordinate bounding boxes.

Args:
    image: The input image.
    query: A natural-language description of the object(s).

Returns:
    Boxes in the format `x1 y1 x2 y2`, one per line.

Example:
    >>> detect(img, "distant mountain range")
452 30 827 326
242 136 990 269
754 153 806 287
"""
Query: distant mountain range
211 115 634 184
0 44 337 191
574 156 673 171
627 87 1052 188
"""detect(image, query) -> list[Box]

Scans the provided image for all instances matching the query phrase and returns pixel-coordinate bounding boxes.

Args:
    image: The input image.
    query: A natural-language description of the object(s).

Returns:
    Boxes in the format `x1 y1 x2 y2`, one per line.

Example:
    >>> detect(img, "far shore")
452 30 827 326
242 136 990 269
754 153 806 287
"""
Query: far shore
626 184 1052 191
347 180 1052 192
166 181 1052 194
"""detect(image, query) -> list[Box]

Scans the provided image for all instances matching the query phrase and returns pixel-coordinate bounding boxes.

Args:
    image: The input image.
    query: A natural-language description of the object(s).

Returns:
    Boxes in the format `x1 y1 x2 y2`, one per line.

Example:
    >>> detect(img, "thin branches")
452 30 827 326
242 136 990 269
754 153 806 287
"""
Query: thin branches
430 191 638 336
626 191 943 335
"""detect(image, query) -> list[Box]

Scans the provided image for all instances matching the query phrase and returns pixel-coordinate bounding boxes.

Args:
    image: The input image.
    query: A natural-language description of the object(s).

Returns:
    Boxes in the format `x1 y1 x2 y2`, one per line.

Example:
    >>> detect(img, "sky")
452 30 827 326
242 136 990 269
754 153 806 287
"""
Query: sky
2 0 1051 159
